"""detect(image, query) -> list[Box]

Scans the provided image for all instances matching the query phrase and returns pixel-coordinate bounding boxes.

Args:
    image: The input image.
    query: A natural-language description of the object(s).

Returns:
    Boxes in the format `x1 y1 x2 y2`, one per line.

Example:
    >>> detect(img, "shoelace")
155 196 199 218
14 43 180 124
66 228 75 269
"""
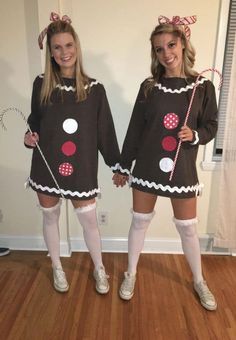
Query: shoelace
55 268 66 282
197 282 214 300
96 269 109 283
122 275 135 290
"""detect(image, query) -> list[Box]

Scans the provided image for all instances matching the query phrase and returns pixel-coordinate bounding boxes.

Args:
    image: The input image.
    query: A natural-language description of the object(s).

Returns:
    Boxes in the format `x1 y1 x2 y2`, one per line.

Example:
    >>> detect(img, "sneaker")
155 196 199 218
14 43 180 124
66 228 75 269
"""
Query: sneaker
53 267 69 293
119 272 136 300
93 266 109 294
0 248 10 256
194 280 217 311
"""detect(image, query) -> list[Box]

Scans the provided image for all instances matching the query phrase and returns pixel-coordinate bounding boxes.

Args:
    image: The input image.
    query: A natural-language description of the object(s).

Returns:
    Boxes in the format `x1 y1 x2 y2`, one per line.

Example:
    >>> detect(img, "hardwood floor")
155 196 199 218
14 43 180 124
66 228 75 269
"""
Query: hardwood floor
0 251 236 340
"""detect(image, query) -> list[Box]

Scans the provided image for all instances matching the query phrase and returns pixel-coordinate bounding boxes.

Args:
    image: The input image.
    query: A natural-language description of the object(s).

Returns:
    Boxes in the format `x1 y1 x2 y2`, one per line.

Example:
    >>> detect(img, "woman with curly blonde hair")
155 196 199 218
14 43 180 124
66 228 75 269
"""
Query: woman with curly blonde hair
114 15 218 311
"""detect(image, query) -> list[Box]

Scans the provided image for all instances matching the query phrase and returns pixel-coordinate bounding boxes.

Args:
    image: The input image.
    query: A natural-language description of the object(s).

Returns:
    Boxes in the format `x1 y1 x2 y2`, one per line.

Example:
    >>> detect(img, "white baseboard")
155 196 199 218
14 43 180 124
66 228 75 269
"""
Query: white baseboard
70 237 183 254
0 234 230 257
0 235 72 257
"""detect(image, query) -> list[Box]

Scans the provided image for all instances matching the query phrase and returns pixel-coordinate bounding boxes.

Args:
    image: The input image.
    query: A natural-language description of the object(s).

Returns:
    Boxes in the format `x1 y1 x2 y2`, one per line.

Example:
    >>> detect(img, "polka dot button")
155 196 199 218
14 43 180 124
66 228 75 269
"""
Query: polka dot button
62 119 78 134
161 136 177 152
61 141 76 156
163 113 179 130
159 157 174 173
59 162 74 176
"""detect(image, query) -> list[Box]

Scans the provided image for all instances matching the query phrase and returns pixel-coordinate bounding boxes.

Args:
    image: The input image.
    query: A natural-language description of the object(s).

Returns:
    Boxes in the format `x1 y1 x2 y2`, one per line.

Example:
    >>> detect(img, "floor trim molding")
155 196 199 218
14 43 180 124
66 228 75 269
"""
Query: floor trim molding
0 234 230 256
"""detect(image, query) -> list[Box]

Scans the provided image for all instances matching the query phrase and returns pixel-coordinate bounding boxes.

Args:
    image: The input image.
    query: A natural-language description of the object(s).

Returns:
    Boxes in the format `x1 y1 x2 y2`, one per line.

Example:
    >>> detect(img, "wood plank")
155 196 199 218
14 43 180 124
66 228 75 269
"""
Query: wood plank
0 251 236 339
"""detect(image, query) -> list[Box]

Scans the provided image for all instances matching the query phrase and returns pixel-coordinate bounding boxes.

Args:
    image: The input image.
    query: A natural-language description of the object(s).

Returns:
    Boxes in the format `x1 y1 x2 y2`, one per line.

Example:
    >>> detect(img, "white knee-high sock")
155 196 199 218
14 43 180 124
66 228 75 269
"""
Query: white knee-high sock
128 210 154 275
75 203 103 269
174 217 203 283
40 201 62 269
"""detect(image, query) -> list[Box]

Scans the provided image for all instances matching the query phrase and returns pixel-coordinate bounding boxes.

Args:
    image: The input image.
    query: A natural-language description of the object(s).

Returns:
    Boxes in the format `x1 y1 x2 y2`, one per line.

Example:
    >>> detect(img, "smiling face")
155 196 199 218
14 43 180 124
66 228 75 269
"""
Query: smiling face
50 32 77 78
153 32 184 77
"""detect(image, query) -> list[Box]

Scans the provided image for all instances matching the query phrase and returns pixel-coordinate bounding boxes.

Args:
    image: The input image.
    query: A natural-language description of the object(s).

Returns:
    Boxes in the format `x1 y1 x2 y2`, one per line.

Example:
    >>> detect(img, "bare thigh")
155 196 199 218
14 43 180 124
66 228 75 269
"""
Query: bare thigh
132 188 157 213
170 197 197 219
37 192 60 208
37 193 96 209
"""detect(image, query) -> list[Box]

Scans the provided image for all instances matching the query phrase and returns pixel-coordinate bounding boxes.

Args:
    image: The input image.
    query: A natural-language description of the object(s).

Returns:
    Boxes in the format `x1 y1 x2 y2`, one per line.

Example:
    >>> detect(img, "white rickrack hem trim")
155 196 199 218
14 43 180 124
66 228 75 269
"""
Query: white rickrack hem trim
131 176 204 194
28 178 100 198
119 166 130 175
154 77 207 94
110 163 120 171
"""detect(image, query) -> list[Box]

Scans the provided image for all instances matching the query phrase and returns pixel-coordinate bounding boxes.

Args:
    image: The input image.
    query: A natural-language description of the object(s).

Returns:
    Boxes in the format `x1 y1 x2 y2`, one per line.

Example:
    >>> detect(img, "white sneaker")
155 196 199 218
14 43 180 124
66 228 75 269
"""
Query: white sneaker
93 266 109 294
0 248 10 256
119 272 136 300
53 267 69 293
194 280 217 311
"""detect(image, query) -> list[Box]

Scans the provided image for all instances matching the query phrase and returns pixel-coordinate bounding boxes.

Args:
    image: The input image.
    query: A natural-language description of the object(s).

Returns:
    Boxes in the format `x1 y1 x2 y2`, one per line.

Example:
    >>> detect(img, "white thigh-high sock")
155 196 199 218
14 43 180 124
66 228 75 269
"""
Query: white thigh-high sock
40 200 62 269
75 202 103 270
174 217 203 284
128 210 155 275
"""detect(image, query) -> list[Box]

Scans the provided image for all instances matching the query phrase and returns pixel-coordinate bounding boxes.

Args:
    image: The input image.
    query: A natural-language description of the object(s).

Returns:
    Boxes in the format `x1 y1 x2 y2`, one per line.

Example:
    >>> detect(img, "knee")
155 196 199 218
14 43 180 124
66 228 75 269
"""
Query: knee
173 217 198 238
74 202 97 227
39 200 61 223
131 210 155 231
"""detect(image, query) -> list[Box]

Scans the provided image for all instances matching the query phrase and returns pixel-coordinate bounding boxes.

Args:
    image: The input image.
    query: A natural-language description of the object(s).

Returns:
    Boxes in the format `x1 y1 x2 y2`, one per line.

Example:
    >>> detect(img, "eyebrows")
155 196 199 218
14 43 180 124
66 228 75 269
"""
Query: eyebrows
154 38 178 49
51 40 74 48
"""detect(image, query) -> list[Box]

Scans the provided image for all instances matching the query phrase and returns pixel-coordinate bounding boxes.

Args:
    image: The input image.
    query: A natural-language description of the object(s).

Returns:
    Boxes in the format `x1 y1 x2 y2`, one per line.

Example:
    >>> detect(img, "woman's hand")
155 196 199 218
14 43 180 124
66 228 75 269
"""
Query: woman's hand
24 131 39 147
112 173 129 187
178 125 194 142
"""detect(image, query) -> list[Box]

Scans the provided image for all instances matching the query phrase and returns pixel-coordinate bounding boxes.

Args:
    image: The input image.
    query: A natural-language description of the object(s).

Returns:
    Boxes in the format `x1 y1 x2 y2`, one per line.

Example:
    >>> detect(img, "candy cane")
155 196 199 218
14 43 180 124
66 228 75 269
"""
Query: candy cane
0 107 65 199
169 68 222 181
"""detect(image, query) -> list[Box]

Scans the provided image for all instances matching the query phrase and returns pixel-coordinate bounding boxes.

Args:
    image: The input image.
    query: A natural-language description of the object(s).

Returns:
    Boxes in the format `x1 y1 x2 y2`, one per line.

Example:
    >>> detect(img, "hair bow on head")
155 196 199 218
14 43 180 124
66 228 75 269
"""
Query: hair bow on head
158 15 197 40
50 12 72 25
38 12 72 49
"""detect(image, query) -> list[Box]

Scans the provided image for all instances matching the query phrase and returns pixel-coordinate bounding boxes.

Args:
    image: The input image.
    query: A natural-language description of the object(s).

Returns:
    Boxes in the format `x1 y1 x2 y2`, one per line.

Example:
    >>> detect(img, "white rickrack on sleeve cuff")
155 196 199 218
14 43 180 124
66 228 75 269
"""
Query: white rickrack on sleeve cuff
190 130 199 145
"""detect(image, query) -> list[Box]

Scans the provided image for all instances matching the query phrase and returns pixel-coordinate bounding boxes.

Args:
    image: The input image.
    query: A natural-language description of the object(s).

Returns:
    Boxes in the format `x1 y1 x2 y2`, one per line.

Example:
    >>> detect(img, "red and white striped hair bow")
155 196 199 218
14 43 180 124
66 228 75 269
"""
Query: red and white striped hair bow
158 15 197 40
38 12 72 50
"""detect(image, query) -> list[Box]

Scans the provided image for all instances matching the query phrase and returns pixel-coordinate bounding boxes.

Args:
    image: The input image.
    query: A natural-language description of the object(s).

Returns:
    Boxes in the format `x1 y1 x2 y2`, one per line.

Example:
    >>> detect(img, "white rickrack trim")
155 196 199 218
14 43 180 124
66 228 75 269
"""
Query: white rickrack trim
84 80 99 89
38 75 99 91
119 165 130 175
29 178 100 198
56 84 76 92
110 163 120 171
56 80 99 92
131 176 204 194
190 130 199 145
154 77 207 94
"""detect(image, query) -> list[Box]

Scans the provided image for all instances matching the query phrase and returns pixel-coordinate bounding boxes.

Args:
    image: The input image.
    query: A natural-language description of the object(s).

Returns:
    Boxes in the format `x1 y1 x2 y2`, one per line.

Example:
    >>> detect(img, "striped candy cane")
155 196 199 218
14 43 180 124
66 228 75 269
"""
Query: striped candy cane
0 107 65 199
169 68 223 181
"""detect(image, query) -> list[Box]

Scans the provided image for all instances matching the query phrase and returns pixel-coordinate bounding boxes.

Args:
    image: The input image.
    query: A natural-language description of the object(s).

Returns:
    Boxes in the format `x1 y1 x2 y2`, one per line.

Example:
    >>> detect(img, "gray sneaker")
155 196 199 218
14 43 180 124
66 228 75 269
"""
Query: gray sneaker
194 280 217 311
93 266 109 294
53 267 69 293
119 272 136 300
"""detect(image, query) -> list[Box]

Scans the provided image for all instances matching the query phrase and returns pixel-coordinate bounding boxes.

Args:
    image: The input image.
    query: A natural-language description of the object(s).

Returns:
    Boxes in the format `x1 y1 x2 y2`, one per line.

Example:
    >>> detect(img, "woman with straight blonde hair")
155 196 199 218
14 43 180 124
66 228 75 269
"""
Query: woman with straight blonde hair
24 12 120 294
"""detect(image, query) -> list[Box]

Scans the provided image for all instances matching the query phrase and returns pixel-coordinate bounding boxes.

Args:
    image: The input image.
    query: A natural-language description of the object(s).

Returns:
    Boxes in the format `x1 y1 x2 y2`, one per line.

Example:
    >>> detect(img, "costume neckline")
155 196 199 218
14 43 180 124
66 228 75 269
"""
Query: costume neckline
154 77 208 94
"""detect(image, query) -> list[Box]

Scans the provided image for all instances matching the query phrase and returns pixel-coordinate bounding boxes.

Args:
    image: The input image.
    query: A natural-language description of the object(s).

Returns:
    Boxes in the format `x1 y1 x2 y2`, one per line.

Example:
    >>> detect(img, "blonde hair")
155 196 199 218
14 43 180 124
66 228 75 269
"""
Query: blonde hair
144 23 198 95
40 20 89 104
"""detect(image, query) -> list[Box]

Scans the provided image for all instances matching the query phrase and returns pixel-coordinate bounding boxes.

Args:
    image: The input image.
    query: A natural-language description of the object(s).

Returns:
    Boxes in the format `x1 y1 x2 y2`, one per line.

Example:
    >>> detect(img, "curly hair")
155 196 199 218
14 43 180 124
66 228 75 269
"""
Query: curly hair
144 23 198 95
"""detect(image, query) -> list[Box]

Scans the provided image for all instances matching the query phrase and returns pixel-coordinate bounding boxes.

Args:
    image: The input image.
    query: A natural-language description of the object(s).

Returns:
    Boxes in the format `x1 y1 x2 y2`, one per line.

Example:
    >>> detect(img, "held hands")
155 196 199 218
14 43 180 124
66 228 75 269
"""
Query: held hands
24 131 39 147
112 173 129 187
178 125 194 142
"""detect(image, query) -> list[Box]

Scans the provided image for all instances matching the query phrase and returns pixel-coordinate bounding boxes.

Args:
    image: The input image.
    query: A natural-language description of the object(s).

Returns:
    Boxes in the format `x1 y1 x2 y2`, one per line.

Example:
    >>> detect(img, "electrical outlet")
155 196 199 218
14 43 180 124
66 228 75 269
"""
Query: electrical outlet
98 211 108 226
0 210 3 223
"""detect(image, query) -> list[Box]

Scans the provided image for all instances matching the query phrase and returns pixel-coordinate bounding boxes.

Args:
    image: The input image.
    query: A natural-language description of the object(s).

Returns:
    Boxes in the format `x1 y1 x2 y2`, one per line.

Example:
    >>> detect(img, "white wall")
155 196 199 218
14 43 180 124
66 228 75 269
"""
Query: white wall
0 0 221 253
